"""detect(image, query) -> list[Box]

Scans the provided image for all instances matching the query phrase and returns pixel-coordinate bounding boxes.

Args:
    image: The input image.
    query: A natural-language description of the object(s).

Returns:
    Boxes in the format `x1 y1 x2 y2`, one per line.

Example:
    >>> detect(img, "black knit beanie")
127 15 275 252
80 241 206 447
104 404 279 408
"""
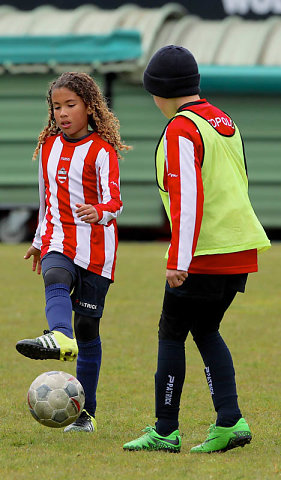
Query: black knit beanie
143 45 200 98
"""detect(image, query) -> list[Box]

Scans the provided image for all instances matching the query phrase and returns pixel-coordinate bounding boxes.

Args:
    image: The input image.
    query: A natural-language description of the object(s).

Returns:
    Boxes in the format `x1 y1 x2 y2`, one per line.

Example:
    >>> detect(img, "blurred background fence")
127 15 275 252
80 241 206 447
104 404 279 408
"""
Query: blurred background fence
0 2 281 242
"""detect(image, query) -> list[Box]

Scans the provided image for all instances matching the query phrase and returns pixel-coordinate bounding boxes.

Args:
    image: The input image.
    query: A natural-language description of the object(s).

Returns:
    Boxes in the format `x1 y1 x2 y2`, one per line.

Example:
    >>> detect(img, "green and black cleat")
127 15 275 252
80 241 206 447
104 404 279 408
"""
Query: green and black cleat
16 330 78 362
190 418 252 453
123 426 181 453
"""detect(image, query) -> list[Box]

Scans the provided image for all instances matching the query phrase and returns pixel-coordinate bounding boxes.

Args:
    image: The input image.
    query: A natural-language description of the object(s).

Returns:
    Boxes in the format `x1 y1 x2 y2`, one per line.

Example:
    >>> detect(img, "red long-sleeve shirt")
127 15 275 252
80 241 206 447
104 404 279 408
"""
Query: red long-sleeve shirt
163 99 257 274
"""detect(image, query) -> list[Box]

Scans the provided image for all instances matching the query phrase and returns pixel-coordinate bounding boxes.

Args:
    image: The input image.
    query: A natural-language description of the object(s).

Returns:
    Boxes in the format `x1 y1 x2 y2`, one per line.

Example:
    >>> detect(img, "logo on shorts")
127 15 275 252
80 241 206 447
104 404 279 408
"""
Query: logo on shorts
78 300 97 310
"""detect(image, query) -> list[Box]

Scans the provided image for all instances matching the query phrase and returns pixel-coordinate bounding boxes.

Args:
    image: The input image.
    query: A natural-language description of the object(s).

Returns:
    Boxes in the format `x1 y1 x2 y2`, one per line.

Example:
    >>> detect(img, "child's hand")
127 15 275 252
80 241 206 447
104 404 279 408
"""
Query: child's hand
24 245 41 274
76 203 99 224
166 269 188 288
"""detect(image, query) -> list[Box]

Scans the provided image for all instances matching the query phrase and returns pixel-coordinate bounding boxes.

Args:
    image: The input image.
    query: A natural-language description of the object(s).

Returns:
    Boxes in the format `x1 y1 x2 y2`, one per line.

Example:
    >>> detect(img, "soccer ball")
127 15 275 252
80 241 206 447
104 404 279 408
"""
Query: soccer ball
27 371 85 428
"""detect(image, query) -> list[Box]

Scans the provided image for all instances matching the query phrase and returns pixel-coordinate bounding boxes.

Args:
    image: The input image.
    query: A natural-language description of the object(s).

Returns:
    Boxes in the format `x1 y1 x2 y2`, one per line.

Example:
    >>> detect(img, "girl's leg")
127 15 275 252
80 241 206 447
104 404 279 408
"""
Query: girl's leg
71 269 110 418
16 261 77 361
43 267 74 338
74 314 101 417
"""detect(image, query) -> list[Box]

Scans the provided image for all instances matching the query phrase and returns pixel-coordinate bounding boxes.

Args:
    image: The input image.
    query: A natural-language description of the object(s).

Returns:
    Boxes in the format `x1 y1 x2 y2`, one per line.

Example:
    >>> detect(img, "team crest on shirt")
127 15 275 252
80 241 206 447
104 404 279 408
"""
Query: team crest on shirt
57 167 68 184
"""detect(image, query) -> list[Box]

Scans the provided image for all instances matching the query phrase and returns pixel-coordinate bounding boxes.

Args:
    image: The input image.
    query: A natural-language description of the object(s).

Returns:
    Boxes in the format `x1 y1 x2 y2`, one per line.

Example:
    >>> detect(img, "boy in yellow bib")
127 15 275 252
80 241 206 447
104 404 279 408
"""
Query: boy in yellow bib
123 45 270 453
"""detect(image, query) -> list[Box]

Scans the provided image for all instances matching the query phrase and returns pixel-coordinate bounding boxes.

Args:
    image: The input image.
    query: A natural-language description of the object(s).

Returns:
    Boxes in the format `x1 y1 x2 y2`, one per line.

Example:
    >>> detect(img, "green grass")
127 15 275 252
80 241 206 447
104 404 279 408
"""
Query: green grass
0 242 280 480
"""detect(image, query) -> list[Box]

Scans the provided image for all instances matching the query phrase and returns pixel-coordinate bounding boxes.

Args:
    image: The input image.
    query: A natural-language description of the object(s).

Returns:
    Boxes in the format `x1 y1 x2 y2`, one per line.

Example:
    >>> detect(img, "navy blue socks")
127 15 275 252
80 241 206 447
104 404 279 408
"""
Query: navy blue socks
194 331 242 427
155 339 186 436
155 332 242 434
76 336 102 417
45 283 73 338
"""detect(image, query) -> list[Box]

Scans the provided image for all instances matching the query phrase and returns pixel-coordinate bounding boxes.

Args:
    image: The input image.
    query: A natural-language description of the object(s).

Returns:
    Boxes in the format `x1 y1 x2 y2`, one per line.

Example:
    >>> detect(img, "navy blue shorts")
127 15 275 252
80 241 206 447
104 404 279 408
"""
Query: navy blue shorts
41 252 111 318
165 273 248 300
159 273 248 342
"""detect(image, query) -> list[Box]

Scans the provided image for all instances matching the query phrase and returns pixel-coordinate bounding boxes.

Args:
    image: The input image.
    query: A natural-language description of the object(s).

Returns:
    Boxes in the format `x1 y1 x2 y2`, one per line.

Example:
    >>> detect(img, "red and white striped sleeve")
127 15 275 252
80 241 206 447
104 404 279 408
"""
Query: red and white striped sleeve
164 117 204 271
32 147 45 250
94 147 123 226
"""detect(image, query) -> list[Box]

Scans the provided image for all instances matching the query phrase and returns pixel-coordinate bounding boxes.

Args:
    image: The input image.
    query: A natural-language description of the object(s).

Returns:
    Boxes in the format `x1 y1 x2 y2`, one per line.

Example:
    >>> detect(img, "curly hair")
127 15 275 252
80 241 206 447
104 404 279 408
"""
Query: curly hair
32 72 131 161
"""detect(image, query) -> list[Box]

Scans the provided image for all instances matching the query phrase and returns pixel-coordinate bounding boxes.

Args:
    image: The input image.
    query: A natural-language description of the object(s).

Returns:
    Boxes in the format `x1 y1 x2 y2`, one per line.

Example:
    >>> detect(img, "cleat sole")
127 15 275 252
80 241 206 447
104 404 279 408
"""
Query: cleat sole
60 350 77 362
16 341 60 360
209 434 252 454
221 435 252 453
124 447 180 453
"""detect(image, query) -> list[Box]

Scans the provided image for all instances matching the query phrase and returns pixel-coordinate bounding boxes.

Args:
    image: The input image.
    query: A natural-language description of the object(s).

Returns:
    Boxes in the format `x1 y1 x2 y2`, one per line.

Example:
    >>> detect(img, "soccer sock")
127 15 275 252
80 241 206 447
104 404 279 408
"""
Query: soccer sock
194 331 242 427
45 283 73 338
155 339 186 436
76 336 102 417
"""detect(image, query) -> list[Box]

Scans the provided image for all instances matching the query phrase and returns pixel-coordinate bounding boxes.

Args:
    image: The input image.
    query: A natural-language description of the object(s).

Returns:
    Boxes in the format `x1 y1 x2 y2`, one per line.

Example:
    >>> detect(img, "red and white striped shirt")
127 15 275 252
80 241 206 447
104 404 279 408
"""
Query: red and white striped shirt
33 132 123 281
163 99 257 274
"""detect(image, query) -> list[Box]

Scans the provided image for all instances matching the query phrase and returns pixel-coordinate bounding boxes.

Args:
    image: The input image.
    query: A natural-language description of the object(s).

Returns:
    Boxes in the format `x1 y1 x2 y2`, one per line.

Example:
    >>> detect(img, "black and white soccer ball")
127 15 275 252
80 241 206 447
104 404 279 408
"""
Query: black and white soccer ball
27 371 85 428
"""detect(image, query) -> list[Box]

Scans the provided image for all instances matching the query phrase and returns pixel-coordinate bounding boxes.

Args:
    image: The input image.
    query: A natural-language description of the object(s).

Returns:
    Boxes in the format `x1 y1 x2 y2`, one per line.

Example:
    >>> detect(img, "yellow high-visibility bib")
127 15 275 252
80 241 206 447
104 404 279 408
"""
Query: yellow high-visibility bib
156 110 270 256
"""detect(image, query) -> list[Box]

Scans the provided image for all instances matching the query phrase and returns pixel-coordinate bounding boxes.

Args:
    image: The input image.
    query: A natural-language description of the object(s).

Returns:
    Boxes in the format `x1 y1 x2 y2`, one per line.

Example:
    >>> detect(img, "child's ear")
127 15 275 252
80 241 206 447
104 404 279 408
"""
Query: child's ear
87 106 92 115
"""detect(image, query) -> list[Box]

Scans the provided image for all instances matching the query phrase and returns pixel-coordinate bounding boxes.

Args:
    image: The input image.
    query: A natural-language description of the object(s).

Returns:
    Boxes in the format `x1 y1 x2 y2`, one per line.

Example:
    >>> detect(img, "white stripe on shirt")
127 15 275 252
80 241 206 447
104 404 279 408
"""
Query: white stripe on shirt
101 223 115 278
47 137 63 250
69 141 93 267
177 136 197 270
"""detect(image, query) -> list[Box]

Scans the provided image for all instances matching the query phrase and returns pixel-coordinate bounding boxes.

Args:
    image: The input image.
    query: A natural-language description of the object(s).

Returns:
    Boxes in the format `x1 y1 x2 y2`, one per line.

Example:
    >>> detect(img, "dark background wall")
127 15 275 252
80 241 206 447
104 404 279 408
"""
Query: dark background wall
1 0 281 18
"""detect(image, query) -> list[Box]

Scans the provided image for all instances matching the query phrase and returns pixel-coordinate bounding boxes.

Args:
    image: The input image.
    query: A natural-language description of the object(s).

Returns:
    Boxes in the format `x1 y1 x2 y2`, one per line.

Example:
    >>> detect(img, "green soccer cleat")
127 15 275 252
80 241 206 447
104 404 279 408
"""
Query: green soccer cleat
16 330 78 362
64 410 97 433
190 418 252 453
123 426 181 453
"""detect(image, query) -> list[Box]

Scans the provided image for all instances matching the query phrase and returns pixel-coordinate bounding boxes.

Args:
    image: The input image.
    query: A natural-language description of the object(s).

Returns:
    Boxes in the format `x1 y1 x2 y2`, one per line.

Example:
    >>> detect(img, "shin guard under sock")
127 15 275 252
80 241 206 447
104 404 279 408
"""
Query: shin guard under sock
45 283 73 338
194 331 242 427
76 336 102 417
155 339 185 436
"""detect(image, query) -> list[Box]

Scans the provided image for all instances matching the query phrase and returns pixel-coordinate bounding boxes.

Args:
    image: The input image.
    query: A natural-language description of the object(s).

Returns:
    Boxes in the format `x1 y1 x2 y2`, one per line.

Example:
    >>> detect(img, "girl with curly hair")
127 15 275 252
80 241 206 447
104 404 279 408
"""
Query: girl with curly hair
16 72 130 432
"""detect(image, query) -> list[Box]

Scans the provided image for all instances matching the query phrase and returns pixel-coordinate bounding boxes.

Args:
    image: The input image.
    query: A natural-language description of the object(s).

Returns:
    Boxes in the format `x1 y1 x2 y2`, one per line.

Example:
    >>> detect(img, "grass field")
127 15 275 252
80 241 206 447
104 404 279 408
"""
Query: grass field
0 242 280 480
